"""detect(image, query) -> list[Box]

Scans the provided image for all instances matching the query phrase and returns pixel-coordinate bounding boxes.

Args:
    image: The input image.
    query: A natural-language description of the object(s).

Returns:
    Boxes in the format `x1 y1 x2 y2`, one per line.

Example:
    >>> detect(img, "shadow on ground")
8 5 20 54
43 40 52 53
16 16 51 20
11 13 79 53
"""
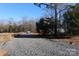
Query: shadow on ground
14 34 71 39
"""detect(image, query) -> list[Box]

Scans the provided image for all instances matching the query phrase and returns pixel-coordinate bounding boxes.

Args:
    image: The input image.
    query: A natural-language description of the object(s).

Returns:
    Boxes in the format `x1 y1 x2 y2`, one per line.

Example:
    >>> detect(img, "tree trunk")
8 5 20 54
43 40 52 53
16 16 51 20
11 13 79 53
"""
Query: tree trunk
54 4 58 37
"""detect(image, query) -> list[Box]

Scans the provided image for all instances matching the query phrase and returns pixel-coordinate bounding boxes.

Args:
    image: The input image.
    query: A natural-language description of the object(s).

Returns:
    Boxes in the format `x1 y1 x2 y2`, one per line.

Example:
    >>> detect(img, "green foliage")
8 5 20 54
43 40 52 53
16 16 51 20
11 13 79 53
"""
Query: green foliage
36 18 49 35
63 5 79 35
36 17 60 35
8 25 13 32
34 3 72 36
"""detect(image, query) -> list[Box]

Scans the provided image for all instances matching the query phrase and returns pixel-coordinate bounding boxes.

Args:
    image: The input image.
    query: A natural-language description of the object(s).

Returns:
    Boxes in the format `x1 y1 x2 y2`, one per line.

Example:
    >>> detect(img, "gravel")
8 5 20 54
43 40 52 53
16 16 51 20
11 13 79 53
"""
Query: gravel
0 38 79 56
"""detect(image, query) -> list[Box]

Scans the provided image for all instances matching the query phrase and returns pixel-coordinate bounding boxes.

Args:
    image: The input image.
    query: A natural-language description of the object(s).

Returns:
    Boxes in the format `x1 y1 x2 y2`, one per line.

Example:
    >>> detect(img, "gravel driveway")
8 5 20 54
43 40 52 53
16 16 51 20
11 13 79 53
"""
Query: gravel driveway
0 38 79 56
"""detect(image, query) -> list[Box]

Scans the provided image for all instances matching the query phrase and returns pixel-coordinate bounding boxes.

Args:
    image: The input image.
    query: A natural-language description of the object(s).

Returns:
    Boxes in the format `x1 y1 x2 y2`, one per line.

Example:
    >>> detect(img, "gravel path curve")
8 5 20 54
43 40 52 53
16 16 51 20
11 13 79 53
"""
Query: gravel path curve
0 38 79 56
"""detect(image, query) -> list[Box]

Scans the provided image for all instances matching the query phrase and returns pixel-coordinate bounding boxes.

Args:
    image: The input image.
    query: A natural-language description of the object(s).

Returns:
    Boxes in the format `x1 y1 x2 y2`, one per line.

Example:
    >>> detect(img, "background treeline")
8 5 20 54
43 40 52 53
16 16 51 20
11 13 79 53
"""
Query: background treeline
35 3 79 36
0 17 37 33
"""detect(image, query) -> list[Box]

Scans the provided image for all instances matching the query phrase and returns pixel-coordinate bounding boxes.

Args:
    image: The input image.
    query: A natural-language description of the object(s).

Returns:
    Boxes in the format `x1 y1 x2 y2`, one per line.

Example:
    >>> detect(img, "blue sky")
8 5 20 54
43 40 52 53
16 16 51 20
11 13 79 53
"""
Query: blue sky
0 3 44 21
0 3 76 22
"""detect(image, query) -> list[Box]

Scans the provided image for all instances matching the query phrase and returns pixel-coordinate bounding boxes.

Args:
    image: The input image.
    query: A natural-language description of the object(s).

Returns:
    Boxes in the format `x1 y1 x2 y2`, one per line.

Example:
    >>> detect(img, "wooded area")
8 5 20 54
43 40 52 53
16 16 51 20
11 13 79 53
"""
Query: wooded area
0 17 36 33
35 3 79 36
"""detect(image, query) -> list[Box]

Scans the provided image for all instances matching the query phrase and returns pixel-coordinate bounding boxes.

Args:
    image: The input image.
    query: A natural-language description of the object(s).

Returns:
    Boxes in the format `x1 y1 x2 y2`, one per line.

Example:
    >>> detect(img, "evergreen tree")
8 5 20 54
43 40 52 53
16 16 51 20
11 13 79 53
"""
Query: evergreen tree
63 4 79 35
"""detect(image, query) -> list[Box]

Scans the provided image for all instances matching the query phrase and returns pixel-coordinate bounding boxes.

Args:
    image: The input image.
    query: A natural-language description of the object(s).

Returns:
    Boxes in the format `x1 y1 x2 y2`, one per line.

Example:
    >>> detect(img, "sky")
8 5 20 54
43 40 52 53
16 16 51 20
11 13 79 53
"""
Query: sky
0 3 45 22
0 3 76 22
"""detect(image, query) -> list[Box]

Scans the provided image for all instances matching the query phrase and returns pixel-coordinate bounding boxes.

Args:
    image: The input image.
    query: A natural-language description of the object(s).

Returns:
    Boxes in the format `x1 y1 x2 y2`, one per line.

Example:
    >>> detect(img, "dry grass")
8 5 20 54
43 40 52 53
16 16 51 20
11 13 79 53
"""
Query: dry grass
0 50 8 56
55 36 79 45
0 33 14 42
31 33 40 35
70 36 79 45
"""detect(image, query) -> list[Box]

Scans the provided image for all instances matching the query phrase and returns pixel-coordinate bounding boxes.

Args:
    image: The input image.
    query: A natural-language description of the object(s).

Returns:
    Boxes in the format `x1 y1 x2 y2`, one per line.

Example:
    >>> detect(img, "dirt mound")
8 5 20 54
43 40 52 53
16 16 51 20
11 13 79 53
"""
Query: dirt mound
0 33 14 42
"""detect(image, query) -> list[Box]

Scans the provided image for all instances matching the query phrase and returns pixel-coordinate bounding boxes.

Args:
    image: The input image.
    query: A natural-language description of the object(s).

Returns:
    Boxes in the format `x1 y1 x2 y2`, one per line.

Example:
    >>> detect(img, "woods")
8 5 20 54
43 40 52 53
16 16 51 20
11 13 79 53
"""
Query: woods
35 3 79 36
0 18 36 33
63 4 79 35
